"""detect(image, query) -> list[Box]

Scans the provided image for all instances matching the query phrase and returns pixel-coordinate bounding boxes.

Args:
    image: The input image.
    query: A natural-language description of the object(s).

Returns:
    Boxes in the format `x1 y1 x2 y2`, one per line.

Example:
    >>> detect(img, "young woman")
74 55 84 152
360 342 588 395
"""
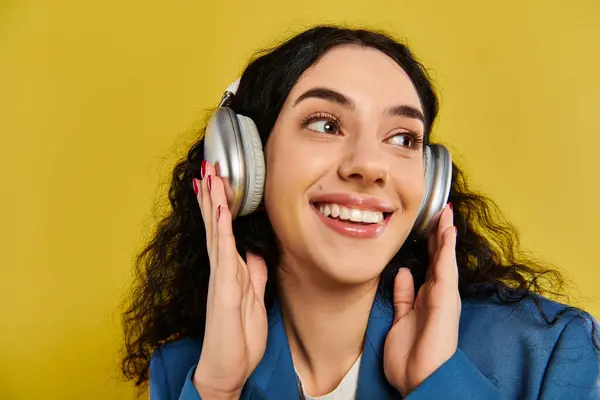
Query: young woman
122 26 600 399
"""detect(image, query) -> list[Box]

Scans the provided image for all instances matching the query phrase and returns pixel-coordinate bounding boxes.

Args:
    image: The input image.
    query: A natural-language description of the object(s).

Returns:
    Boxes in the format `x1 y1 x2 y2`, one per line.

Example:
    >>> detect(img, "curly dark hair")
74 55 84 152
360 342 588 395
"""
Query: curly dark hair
120 25 596 388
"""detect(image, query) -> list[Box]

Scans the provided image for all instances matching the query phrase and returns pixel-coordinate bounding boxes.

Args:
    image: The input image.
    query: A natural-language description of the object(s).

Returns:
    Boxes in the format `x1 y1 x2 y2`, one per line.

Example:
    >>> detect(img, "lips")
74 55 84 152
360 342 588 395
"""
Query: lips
309 193 395 238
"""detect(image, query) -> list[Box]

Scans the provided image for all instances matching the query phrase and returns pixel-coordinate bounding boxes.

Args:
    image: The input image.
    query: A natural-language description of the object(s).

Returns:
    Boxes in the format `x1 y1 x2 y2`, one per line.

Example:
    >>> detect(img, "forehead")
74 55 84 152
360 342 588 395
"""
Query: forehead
289 45 422 111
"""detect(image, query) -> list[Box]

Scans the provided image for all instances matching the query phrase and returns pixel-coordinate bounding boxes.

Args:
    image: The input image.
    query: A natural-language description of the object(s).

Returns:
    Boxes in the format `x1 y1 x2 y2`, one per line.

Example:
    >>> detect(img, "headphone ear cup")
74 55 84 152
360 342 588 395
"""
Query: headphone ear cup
412 145 452 237
236 115 265 216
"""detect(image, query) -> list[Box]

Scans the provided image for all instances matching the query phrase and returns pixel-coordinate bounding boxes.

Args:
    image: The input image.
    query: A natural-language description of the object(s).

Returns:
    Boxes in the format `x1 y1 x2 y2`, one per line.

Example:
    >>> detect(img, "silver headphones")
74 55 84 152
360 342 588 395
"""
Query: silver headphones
204 79 453 237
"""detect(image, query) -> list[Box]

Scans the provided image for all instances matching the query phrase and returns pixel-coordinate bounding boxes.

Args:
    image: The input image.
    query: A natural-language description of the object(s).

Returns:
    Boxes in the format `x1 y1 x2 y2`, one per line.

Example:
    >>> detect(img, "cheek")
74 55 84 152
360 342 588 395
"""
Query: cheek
394 161 427 212
263 130 310 224
262 128 330 253
263 127 332 207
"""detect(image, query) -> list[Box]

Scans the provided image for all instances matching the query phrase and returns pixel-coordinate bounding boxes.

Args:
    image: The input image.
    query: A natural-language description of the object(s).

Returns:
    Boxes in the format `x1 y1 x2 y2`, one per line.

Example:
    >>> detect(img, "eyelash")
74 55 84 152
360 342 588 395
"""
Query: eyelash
300 112 342 133
389 130 424 150
300 112 424 150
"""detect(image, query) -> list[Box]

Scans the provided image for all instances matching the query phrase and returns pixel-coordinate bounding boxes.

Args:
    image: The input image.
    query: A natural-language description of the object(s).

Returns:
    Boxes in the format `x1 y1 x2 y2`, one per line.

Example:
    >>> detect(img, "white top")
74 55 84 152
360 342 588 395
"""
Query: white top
294 355 362 400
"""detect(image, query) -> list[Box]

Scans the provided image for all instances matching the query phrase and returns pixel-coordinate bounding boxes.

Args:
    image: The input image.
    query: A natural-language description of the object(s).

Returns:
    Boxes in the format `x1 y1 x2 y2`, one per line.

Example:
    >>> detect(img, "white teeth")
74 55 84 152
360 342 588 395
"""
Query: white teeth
364 210 378 223
316 203 385 224
339 207 350 220
349 209 362 222
331 204 340 218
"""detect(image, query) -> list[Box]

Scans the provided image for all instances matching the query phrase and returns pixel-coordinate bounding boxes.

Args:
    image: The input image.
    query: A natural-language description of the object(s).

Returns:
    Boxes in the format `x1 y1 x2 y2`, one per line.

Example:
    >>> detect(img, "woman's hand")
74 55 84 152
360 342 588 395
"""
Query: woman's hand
383 205 461 396
192 161 269 400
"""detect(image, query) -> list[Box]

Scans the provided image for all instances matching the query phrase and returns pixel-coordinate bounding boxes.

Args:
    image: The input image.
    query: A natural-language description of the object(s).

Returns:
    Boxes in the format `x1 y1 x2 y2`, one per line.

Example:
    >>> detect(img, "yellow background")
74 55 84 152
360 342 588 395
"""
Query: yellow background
1 1 599 398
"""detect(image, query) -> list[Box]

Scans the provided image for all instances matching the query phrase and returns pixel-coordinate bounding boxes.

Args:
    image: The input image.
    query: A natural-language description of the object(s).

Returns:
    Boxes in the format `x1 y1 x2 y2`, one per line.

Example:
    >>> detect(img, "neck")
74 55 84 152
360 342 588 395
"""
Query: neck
277 261 379 396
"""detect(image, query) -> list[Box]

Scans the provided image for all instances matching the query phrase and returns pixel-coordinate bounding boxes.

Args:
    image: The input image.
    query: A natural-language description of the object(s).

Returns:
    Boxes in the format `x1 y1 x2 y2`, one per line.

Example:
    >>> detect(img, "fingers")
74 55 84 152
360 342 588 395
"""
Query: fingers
393 268 415 323
431 216 458 286
428 206 458 286
435 204 454 253
196 161 216 251
247 253 268 307
427 208 445 256
426 204 455 280
194 161 230 273
215 202 239 281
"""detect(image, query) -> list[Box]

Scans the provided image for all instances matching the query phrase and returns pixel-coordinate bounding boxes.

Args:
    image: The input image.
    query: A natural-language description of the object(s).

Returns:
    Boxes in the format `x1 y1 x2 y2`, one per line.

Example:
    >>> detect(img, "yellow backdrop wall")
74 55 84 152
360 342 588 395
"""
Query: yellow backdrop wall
1 1 598 398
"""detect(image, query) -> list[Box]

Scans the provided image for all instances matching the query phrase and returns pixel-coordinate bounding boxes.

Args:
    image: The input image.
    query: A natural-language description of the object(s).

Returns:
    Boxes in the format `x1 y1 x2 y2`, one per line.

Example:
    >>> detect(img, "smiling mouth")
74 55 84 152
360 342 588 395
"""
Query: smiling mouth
311 202 392 225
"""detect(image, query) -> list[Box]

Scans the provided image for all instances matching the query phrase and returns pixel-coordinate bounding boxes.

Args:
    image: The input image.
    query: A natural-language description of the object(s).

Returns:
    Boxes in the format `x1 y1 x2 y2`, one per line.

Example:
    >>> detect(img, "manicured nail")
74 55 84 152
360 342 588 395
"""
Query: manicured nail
217 205 221 220
192 179 198 196
207 175 212 192
201 160 207 180
454 226 458 236
448 202 453 211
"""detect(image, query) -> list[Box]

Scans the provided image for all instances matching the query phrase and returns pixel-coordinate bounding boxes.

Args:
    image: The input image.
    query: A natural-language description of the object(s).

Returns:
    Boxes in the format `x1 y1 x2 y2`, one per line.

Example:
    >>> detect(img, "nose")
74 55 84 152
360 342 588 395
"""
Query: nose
338 136 389 187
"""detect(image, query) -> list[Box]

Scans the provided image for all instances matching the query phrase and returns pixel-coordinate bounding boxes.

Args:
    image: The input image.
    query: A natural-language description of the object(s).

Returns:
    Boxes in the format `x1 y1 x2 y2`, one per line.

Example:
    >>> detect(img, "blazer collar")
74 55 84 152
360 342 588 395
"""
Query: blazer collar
244 294 398 399
356 294 399 399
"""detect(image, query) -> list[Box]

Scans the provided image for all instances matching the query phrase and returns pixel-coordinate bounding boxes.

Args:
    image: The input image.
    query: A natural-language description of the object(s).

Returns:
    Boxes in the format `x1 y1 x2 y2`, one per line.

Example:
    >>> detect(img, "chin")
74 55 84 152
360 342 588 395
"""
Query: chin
311 248 393 287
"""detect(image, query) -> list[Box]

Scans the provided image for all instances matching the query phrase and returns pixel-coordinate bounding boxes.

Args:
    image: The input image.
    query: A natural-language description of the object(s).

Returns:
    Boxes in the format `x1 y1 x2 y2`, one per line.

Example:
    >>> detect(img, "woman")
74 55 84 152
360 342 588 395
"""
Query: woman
122 26 600 399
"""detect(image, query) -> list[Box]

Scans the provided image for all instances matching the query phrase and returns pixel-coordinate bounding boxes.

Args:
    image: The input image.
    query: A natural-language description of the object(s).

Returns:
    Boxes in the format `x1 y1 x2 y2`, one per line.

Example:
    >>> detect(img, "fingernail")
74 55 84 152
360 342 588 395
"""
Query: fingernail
201 160 207 180
454 226 458 236
217 205 221 220
207 175 212 192
192 179 198 196
448 202 453 211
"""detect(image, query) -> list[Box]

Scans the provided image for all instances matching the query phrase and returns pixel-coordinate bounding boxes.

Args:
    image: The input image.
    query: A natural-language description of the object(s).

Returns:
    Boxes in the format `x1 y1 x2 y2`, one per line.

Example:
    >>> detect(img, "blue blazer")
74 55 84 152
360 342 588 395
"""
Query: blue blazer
149 293 600 399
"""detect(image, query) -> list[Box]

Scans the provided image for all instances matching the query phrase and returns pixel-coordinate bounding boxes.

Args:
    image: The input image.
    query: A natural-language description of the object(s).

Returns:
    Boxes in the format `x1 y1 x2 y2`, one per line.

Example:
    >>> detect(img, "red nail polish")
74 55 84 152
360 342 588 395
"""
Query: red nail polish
201 160 207 180
217 205 221 220
207 175 212 192
448 202 453 211
192 179 198 196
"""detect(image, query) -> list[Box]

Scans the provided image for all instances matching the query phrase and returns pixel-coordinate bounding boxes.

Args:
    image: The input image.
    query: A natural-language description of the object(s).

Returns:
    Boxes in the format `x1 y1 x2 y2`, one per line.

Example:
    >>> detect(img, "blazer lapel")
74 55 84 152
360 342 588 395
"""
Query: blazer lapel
356 295 399 399
243 301 301 399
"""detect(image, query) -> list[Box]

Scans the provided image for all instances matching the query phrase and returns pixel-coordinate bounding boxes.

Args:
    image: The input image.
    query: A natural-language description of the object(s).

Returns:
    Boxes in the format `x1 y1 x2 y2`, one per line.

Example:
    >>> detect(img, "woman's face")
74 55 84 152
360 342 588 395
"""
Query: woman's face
264 45 426 285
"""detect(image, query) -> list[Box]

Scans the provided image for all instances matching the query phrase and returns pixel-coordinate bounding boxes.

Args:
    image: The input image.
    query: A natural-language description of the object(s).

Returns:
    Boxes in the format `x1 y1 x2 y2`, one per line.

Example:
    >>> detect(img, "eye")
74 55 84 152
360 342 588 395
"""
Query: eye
388 132 422 149
307 119 340 134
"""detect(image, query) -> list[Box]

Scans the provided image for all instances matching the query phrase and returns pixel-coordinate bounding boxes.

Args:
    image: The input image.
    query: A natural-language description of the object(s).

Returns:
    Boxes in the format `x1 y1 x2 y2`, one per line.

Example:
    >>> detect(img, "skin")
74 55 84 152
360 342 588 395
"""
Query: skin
193 45 460 399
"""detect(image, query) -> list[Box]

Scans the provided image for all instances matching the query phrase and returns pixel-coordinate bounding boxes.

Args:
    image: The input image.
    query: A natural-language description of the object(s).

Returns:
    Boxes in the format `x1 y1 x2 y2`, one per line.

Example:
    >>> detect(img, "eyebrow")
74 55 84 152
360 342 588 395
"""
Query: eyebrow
386 105 425 125
294 87 354 109
293 87 425 124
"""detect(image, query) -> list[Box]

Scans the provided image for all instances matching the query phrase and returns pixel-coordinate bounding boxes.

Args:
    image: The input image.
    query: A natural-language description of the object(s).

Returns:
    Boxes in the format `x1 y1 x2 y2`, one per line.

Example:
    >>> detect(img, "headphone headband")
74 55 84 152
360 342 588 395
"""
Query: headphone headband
218 78 241 108
226 78 241 94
